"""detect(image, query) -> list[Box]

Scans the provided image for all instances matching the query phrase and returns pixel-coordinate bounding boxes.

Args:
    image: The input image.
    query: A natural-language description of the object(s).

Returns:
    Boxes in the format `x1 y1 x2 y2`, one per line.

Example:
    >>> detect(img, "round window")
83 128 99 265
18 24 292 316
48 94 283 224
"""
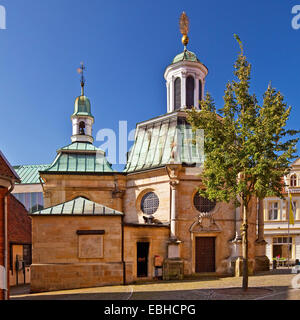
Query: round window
141 192 159 215
193 193 216 213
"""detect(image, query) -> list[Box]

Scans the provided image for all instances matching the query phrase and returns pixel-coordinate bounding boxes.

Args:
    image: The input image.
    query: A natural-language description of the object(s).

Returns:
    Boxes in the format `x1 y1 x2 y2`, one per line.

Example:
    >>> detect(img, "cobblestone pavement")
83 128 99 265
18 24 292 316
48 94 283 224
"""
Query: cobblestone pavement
10 270 300 300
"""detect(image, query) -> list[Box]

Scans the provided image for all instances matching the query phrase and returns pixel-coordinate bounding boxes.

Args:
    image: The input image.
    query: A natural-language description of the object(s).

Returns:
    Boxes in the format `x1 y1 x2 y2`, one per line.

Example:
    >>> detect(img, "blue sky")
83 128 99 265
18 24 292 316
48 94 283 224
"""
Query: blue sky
0 0 299 170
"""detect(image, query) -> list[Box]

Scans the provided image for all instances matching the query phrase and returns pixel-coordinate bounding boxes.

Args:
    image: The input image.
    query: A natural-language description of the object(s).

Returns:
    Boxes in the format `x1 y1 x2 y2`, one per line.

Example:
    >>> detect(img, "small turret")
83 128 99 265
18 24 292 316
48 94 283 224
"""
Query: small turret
71 63 94 144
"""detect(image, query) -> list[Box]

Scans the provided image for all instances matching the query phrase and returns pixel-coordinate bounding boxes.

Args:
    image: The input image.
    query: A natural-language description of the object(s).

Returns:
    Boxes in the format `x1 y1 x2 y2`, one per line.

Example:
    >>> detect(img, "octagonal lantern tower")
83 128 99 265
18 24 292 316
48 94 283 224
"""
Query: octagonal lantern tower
164 15 208 113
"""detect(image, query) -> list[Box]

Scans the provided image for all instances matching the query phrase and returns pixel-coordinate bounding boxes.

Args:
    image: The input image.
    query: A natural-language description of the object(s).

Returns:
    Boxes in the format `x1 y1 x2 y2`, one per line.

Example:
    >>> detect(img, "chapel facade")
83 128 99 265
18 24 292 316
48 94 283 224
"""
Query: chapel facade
30 18 268 293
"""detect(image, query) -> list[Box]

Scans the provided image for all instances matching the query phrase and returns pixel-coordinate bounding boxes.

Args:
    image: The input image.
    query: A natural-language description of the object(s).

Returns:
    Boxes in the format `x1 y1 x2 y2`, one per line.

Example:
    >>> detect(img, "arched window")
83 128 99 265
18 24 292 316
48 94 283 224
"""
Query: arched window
193 193 216 213
186 76 195 108
174 77 181 110
291 174 297 187
79 121 85 135
199 80 202 107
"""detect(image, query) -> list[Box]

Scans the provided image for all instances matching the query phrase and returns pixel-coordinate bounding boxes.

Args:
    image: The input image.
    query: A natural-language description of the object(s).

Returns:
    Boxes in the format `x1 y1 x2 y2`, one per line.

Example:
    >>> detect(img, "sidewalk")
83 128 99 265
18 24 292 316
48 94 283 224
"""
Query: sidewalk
10 270 299 300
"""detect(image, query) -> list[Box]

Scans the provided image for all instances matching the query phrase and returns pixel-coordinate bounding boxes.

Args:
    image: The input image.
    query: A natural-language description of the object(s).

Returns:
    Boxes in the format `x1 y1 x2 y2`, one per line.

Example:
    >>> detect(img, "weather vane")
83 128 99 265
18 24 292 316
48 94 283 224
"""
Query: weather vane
77 62 86 96
179 12 190 48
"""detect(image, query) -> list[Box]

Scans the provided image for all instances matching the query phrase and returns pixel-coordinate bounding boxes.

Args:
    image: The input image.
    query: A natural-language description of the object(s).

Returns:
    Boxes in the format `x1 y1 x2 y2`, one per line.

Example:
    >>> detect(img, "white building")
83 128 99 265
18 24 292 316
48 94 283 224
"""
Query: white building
264 158 300 264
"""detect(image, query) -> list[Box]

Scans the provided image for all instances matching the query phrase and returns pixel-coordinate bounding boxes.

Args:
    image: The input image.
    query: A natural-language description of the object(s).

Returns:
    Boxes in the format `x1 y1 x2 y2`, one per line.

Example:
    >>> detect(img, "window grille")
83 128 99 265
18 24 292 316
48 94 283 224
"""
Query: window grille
193 193 216 212
141 192 159 215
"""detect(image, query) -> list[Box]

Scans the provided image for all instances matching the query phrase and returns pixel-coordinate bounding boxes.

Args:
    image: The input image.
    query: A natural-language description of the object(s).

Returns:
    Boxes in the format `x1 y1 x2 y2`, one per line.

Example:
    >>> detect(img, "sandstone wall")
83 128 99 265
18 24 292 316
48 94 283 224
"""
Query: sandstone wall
124 169 170 224
31 215 123 292
124 225 169 283
41 174 126 213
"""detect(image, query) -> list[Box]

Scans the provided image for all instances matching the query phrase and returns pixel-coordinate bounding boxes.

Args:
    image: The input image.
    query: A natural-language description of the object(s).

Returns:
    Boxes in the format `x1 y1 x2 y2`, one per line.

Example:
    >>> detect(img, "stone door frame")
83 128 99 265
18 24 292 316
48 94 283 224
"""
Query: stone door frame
191 232 220 274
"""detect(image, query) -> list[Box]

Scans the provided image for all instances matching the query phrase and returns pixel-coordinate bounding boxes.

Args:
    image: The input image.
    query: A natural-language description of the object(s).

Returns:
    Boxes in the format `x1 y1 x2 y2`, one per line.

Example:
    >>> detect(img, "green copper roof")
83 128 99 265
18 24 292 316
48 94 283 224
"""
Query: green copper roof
43 142 113 173
124 113 204 173
73 95 93 118
13 164 50 184
58 142 104 154
31 197 123 216
172 49 200 64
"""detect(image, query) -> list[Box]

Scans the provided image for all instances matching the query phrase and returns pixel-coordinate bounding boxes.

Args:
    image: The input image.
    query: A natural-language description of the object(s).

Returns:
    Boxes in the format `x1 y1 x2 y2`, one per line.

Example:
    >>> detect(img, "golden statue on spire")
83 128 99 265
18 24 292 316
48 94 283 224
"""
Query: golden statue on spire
179 12 190 47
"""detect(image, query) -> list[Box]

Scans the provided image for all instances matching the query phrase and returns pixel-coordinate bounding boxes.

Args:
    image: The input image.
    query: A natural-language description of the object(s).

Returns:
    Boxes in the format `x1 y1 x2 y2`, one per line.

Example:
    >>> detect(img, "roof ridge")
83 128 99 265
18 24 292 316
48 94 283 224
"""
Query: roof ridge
31 196 124 216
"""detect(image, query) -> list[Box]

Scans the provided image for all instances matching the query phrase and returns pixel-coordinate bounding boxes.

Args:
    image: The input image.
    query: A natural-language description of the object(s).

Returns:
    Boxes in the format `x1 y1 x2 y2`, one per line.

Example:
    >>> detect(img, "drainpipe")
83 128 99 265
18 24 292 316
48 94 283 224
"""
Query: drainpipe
3 182 14 300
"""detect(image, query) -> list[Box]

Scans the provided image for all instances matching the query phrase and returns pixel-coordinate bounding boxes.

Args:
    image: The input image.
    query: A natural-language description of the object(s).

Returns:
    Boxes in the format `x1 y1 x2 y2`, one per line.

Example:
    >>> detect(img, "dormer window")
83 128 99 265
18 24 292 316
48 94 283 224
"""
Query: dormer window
291 174 297 187
79 121 86 135
186 76 194 108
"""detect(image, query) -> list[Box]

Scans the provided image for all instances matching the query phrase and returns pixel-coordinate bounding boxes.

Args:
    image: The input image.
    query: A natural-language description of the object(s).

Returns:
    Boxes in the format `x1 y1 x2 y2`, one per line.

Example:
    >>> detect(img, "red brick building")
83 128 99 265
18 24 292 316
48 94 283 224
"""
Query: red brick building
0 151 31 300
8 194 32 288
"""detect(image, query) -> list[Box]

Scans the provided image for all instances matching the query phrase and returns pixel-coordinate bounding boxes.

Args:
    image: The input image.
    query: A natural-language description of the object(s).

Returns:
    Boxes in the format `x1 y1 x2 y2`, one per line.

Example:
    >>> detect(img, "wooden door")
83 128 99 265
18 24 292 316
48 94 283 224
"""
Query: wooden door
195 237 216 273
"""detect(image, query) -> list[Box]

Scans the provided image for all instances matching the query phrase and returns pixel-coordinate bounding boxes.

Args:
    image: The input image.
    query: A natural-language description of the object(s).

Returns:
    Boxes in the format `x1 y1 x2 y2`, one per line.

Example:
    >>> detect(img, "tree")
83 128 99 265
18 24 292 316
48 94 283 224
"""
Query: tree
187 35 299 291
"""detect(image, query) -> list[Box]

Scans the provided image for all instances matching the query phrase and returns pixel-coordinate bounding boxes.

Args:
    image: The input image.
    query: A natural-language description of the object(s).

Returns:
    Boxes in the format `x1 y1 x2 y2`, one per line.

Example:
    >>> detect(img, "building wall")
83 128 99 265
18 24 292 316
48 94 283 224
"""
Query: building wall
31 215 123 292
124 225 169 283
0 188 32 298
0 187 7 300
7 194 32 287
13 184 43 194
124 166 259 276
31 164 261 291
8 194 31 245
41 173 126 212
265 237 272 260
124 169 170 224
264 177 300 263
176 177 236 275
296 237 300 260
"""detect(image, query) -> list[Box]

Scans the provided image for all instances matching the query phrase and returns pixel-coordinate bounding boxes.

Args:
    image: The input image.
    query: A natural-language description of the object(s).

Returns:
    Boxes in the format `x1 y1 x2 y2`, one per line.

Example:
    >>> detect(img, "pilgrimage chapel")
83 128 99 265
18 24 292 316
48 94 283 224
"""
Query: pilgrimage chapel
29 14 268 292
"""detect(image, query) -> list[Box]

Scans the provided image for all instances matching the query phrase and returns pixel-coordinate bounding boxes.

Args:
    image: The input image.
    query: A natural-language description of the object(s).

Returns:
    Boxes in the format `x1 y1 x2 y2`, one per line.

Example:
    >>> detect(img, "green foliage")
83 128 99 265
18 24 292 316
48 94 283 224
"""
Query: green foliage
187 36 299 208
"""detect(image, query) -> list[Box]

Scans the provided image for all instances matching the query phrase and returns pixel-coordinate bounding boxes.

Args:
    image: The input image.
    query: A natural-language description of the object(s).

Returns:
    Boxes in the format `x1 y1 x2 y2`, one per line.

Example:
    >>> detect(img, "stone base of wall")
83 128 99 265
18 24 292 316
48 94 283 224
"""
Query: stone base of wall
31 262 123 293
254 256 270 272
233 257 255 277
124 262 134 284
163 259 184 280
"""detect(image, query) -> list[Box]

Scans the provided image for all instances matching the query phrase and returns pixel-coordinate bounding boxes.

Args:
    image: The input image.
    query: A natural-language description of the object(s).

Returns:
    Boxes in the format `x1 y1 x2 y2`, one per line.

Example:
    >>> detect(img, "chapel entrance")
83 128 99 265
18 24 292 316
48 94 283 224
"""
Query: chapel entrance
137 242 149 277
195 237 216 273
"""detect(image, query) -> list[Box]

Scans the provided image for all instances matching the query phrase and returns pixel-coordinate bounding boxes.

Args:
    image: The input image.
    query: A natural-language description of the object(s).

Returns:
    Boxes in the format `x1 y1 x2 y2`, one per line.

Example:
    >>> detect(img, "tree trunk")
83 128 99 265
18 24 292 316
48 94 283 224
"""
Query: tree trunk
242 204 248 291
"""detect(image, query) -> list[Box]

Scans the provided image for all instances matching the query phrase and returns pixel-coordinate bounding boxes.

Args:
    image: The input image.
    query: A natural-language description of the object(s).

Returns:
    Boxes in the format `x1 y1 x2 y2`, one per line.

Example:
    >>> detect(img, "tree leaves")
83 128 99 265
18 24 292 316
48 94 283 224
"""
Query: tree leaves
187 35 299 207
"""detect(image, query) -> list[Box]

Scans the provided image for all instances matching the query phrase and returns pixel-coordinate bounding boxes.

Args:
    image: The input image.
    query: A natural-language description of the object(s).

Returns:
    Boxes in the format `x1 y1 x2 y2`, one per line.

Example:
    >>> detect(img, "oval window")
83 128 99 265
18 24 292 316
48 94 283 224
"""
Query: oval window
193 193 216 213
141 192 159 215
